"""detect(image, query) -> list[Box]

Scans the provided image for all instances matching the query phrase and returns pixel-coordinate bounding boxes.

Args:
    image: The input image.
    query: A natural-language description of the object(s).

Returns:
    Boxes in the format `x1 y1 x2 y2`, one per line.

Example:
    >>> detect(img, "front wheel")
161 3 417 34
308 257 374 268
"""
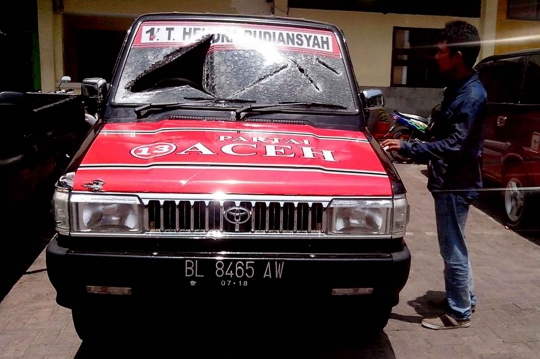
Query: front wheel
72 307 95 341
359 304 392 334
72 306 134 341
329 298 392 336
502 166 534 229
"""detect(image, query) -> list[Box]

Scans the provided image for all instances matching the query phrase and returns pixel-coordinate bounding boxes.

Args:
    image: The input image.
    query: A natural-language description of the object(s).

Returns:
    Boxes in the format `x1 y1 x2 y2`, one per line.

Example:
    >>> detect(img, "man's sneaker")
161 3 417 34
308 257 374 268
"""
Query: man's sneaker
421 314 471 330
427 297 476 313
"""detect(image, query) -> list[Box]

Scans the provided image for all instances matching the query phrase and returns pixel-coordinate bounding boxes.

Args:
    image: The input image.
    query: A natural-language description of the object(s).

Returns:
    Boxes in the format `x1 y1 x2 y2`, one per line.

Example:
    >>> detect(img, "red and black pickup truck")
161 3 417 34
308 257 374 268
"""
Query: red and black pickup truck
46 12 411 340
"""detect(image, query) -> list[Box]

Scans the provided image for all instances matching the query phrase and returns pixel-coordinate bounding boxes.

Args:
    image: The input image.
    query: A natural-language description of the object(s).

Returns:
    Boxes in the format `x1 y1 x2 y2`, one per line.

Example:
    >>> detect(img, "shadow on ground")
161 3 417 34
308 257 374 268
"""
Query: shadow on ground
390 290 451 326
419 169 540 246
0 185 55 302
74 313 397 359
475 182 540 245
70 300 398 358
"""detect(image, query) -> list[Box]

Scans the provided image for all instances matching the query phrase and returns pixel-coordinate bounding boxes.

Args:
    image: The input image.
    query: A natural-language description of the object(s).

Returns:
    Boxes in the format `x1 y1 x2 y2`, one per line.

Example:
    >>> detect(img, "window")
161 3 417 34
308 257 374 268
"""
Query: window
520 55 540 104
63 15 133 82
0 0 38 91
507 0 540 21
73 30 126 82
289 0 481 17
391 27 443 88
476 57 524 103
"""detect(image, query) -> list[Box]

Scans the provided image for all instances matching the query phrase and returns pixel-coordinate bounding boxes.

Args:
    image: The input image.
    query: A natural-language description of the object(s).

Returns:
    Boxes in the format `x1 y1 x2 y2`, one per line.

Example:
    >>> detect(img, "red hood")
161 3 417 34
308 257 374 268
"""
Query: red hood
74 120 391 196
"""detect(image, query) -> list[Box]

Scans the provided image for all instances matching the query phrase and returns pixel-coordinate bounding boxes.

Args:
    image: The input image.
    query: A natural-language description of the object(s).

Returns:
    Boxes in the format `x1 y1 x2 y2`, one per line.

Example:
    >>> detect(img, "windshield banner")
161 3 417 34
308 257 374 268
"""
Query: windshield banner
133 21 341 58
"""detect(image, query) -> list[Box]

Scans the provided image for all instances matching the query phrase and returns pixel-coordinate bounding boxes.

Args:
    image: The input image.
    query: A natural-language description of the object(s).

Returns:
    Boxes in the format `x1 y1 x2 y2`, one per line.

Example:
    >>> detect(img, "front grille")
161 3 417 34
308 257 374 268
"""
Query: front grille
145 200 326 233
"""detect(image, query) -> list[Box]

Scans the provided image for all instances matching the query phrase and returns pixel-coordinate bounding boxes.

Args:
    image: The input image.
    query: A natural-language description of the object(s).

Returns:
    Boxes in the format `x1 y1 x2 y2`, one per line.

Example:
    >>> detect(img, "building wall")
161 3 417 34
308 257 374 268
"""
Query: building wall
288 8 477 116
37 0 57 92
495 0 540 54
480 0 498 59
61 0 272 16
37 0 272 92
288 8 481 88
40 0 527 116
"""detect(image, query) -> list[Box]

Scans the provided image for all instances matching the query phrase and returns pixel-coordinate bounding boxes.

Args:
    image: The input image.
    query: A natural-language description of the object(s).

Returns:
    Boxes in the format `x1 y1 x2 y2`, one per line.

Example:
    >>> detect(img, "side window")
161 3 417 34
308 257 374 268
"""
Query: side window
520 55 540 105
479 57 523 104
476 62 492 91
391 27 442 88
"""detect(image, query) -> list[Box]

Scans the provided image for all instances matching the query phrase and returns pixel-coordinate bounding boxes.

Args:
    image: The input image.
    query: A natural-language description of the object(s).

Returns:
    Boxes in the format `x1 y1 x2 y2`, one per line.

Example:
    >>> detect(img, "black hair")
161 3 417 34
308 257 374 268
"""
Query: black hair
439 20 481 69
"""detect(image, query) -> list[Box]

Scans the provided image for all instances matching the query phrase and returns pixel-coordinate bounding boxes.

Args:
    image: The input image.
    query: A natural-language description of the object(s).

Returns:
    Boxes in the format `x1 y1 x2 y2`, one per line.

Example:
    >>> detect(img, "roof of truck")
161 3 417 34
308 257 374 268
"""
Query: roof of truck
132 12 341 31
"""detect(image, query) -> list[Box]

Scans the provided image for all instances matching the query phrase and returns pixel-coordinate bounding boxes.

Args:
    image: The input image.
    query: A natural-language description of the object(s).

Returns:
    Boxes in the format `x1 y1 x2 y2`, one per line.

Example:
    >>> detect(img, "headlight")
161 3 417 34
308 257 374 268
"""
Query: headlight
53 187 70 235
328 195 409 237
53 172 75 235
392 194 409 237
71 194 143 233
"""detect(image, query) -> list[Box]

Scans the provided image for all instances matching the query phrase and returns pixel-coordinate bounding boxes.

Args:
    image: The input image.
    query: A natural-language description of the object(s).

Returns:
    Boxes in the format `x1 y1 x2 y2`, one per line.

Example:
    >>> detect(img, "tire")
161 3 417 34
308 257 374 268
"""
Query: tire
389 128 414 164
502 165 533 229
72 306 133 341
329 298 392 336
360 304 392 334
72 307 94 341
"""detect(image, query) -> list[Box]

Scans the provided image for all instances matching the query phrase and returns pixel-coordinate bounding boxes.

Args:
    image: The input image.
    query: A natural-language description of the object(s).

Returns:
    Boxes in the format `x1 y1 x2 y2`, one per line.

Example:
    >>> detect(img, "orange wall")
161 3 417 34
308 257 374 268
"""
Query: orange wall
495 0 540 54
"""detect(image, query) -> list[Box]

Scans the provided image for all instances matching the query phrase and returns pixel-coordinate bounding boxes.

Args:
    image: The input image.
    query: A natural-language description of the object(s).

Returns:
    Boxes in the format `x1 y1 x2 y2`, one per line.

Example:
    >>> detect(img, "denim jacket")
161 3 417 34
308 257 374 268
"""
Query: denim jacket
399 72 487 194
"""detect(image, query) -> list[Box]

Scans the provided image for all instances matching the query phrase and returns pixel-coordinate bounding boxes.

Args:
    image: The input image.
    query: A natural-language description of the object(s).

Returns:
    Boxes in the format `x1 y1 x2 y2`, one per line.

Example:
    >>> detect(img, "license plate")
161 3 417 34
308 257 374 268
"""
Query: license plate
184 259 285 287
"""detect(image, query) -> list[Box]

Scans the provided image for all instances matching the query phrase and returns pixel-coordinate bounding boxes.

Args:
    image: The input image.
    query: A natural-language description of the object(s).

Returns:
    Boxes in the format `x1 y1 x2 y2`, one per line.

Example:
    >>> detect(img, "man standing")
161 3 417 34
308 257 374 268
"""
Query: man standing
381 20 486 330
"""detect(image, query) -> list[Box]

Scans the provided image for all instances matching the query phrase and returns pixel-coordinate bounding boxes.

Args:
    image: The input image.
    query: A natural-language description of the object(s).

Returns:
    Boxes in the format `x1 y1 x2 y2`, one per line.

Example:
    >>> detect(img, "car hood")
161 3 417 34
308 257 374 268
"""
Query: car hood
73 119 391 196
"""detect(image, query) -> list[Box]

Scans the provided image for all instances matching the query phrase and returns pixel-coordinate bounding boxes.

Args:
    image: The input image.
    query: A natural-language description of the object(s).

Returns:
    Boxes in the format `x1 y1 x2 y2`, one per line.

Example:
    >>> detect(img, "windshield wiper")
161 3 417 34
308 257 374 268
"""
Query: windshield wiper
235 101 348 121
135 100 346 120
134 98 256 119
134 102 190 118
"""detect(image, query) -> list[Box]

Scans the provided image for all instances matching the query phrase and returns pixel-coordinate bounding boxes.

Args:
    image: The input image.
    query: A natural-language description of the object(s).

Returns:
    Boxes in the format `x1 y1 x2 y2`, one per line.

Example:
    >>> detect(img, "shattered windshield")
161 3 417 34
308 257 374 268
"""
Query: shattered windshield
114 20 357 111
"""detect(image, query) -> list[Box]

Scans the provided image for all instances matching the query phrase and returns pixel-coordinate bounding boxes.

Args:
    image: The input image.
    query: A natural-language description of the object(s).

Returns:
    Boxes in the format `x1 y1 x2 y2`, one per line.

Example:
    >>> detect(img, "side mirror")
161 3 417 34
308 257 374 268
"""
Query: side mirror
82 77 107 103
361 89 384 110
57 75 72 91
360 89 385 132
81 78 108 117
0 91 26 106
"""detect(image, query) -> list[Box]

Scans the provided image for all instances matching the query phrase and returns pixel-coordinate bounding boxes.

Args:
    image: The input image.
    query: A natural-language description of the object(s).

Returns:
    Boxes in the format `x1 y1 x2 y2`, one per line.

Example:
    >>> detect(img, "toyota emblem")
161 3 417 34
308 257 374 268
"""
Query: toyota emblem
224 206 251 226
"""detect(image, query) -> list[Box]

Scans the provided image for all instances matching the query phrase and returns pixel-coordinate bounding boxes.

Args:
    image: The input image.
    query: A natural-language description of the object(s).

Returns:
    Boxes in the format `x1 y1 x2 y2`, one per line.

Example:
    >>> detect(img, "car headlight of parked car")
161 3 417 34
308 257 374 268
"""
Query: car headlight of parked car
327 194 409 237
70 194 143 233
53 181 143 235
53 187 71 235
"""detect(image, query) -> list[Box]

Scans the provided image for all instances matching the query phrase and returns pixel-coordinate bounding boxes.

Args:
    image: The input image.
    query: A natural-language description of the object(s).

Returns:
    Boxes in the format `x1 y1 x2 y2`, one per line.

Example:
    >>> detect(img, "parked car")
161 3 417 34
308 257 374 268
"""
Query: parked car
475 49 540 229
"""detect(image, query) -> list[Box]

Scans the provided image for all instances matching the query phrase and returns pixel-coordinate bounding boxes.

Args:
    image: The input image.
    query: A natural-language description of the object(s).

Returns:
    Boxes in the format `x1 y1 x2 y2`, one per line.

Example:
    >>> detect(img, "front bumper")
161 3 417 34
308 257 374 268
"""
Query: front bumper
46 235 411 308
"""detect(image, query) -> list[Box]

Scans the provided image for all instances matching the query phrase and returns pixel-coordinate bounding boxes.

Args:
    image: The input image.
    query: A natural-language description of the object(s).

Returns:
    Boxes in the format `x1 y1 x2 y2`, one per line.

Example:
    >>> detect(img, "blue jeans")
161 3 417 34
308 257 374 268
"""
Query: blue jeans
432 192 477 320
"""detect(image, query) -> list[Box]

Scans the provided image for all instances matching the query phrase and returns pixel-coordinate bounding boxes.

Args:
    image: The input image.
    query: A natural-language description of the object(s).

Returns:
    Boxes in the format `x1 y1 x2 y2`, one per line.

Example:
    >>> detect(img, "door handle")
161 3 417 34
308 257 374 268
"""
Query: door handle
497 116 507 127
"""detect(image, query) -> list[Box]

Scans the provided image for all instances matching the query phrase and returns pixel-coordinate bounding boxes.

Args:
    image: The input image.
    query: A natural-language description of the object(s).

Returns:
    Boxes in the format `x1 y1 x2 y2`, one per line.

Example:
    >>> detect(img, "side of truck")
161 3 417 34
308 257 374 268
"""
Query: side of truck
0 90 89 203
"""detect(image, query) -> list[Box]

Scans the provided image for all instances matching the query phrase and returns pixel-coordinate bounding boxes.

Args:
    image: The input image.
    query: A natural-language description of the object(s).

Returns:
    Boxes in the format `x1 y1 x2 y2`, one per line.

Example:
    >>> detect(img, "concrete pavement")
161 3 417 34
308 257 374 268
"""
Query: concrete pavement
1 163 540 358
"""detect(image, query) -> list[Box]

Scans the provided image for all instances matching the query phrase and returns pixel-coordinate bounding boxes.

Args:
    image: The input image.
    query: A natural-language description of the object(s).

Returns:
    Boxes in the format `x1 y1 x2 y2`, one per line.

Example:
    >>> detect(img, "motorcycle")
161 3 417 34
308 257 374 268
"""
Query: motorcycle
382 104 439 163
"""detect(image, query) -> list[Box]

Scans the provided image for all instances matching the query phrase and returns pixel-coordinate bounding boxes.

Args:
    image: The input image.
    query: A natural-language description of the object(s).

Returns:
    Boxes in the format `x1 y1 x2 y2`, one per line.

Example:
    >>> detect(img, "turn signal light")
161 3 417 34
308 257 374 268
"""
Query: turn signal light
331 288 374 296
86 286 132 295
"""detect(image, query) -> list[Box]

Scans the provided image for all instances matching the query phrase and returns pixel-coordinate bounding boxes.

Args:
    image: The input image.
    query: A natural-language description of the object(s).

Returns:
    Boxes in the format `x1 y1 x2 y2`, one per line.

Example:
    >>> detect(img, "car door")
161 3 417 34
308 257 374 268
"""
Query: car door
514 53 540 189
476 55 525 182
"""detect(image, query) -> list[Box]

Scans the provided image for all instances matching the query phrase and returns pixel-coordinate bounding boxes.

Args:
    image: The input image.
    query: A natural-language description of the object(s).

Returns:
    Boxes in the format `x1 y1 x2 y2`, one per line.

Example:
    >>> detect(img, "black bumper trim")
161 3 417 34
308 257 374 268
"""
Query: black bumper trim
46 236 411 308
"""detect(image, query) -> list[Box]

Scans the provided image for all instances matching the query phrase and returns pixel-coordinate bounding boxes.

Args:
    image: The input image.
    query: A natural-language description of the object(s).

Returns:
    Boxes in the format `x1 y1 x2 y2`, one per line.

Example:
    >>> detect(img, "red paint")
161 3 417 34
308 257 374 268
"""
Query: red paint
74 120 391 196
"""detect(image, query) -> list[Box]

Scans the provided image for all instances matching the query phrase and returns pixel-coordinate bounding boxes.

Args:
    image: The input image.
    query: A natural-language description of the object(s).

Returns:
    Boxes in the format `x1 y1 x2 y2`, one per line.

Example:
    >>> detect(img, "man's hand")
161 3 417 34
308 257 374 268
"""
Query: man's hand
380 139 402 152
